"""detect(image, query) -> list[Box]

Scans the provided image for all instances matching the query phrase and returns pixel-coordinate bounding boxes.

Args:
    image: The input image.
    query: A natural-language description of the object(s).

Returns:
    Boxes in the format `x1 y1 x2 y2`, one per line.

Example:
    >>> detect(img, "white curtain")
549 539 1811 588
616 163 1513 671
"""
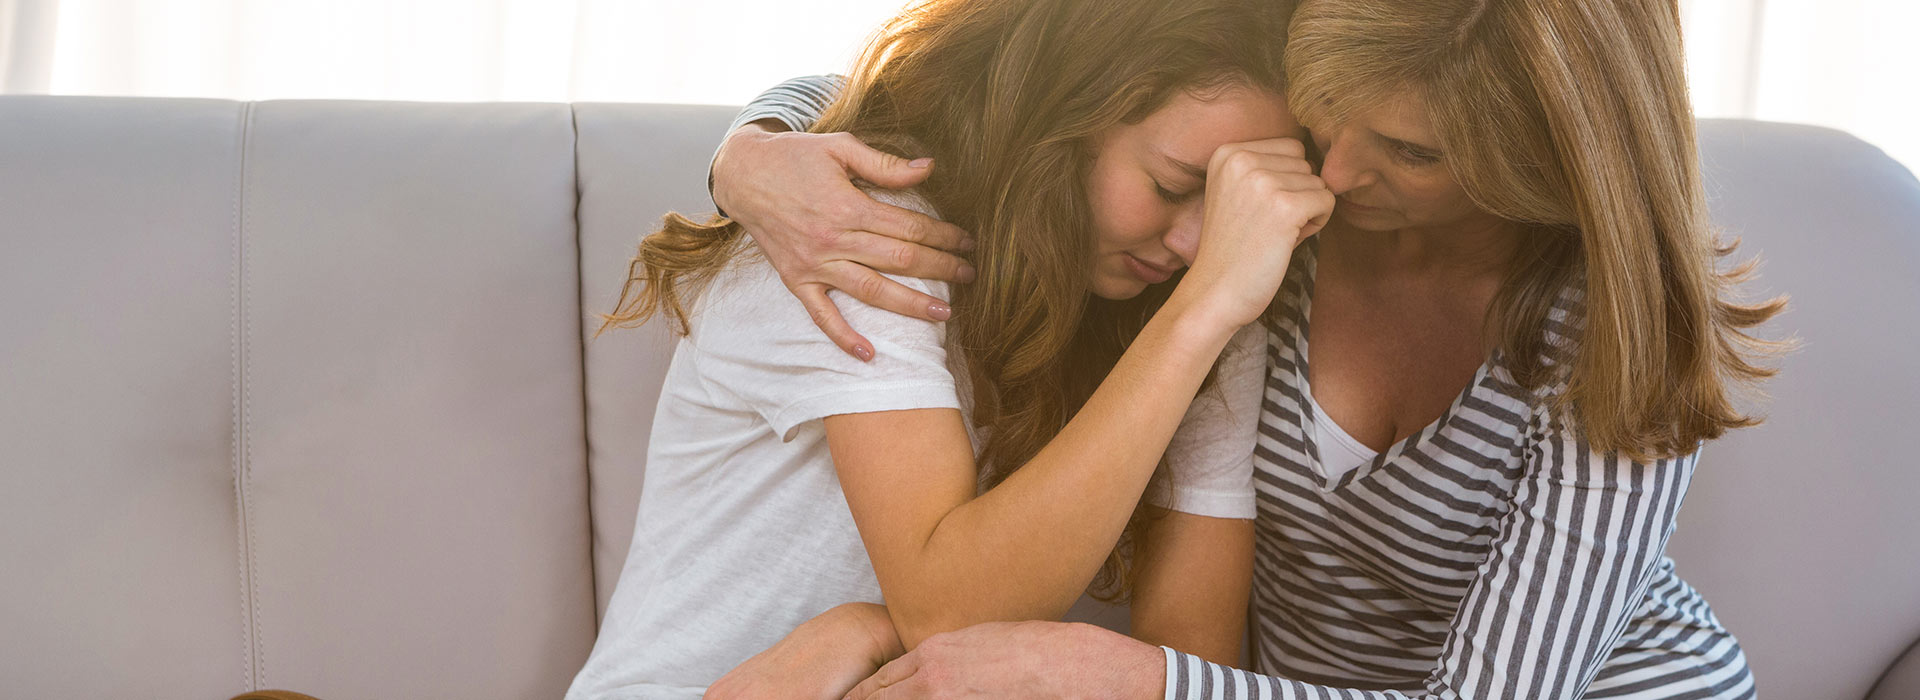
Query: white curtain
1681 0 1920 173
0 0 916 104
0 0 59 92
2 0 1916 170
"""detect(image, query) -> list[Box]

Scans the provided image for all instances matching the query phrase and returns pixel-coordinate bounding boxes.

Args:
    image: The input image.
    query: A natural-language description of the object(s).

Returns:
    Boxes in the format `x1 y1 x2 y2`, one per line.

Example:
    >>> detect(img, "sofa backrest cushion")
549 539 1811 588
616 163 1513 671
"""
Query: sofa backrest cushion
0 96 599 700
1664 119 1920 700
572 103 737 622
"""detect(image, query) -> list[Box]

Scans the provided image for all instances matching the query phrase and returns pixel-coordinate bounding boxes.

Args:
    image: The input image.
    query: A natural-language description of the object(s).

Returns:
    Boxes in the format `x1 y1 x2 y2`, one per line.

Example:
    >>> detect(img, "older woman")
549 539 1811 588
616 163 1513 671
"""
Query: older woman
705 0 1781 697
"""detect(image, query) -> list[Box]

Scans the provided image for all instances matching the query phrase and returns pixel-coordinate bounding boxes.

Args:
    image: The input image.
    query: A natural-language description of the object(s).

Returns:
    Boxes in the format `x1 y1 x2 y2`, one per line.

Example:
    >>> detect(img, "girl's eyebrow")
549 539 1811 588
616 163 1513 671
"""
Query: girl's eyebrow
1157 151 1209 181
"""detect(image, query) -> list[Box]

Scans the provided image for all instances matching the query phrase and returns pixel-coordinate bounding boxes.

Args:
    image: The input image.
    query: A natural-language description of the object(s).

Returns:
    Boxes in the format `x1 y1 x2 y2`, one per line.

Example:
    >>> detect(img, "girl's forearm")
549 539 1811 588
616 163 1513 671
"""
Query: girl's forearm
884 288 1242 646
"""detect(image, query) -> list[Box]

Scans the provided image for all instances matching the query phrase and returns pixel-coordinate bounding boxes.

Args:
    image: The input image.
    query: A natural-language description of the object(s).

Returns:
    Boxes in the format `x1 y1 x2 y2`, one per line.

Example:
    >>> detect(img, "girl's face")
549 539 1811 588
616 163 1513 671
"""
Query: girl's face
1305 93 1488 233
1083 85 1299 300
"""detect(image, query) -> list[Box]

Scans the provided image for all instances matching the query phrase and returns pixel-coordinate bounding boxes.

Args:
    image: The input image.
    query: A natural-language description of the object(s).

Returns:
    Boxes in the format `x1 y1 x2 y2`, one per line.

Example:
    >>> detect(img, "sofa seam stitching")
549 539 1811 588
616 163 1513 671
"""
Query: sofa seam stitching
244 99 265 691
570 103 601 630
229 98 253 694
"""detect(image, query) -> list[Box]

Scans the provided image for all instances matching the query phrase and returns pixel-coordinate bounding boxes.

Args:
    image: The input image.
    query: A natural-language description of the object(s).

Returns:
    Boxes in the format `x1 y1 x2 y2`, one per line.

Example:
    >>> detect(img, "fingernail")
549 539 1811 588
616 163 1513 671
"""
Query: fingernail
959 237 977 252
957 264 977 283
907 157 933 168
853 345 874 362
929 303 952 321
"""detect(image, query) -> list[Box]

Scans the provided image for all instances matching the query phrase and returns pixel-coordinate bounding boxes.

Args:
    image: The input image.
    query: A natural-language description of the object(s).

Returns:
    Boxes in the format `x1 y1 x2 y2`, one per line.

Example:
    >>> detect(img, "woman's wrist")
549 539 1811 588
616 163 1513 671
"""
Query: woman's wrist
711 122 785 218
1068 623 1169 700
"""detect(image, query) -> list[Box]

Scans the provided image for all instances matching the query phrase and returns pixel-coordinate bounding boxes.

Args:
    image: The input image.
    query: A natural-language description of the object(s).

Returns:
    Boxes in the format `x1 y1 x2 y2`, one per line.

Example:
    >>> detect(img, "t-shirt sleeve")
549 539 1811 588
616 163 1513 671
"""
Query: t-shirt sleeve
688 189 957 441
709 74 847 214
1149 322 1267 520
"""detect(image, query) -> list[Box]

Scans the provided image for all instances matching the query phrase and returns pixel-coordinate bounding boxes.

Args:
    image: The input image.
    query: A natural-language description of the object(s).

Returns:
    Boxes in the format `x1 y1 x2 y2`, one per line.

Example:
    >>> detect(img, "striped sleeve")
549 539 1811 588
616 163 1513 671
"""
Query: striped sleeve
1162 411 1699 700
708 74 847 214
727 74 846 134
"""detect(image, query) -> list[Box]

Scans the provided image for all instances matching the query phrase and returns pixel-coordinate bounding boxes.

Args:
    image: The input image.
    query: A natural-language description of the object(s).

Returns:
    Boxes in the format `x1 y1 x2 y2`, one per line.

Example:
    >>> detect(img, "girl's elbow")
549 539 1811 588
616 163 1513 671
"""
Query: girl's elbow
885 597 968 651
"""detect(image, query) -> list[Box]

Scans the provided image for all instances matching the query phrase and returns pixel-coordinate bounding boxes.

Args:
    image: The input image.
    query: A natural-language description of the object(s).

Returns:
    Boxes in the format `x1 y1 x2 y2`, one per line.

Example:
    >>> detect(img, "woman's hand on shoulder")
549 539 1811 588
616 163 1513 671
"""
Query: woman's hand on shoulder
711 125 978 361
1174 137 1334 332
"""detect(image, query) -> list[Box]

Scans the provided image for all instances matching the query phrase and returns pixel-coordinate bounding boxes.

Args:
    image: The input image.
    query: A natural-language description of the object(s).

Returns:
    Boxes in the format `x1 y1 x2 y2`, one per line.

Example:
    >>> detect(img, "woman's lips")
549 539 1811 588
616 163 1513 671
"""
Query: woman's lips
1124 254 1179 284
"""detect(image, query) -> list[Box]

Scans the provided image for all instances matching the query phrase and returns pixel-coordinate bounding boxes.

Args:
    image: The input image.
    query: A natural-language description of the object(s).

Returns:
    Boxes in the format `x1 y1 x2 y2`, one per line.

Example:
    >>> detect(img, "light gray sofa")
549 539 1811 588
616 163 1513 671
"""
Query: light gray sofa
1 96 1917 700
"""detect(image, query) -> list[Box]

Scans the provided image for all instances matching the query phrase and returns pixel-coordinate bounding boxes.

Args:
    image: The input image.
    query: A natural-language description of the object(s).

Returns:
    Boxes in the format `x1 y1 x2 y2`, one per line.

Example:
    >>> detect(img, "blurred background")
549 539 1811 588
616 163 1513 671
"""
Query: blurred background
1 0 1916 171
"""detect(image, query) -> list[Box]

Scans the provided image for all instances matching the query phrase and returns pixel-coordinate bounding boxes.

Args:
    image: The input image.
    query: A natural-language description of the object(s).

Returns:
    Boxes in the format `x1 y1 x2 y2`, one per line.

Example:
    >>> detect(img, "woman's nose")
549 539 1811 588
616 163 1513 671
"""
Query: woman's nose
1315 131 1374 196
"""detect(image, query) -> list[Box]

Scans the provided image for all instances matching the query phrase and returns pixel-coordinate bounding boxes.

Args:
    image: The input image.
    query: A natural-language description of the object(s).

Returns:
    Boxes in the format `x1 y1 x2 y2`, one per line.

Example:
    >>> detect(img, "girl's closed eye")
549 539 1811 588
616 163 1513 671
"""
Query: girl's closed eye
1154 181 1198 204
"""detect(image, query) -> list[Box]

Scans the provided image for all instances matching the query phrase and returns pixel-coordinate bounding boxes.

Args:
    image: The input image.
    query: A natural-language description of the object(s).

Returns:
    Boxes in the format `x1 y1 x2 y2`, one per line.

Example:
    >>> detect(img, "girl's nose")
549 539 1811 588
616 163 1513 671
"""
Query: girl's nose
1163 204 1204 265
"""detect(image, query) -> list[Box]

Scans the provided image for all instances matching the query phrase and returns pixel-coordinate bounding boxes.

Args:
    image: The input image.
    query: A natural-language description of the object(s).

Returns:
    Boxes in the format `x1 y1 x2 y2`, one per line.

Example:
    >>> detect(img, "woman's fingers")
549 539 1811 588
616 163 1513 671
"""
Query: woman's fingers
796 262 958 362
823 133 977 253
794 283 875 362
831 132 936 190
822 260 956 323
841 233 978 284
843 652 923 700
859 200 976 254
713 129 975 360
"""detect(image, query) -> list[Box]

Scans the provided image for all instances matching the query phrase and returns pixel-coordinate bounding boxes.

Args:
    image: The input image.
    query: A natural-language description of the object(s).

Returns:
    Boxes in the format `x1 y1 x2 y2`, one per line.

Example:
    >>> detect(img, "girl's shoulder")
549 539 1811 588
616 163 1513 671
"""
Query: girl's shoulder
693 186 946 332
688 188 952 366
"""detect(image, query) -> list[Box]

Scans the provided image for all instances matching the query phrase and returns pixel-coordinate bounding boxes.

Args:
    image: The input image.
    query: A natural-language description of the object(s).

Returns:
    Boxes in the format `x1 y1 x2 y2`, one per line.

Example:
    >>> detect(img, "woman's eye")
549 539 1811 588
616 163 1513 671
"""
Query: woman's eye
1393 144 1440 166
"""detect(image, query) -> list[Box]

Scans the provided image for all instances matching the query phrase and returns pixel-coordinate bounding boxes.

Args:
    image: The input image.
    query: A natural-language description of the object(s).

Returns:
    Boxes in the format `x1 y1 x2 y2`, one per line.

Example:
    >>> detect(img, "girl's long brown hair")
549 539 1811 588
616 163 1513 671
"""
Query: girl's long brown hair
1284 0 1789 460
596 0 1295 601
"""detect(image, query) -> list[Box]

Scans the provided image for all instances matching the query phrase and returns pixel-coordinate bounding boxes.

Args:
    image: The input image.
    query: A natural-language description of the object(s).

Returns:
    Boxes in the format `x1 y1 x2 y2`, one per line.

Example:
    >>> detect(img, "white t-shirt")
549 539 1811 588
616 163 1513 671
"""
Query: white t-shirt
565 190 1266 700
1306 391 1379 483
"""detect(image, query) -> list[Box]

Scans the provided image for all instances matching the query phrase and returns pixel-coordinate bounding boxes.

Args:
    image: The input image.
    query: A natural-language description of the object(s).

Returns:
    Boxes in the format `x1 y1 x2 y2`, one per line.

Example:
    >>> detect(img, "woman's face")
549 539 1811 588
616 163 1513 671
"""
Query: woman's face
1307 92 1485 232
1083 85 1298 300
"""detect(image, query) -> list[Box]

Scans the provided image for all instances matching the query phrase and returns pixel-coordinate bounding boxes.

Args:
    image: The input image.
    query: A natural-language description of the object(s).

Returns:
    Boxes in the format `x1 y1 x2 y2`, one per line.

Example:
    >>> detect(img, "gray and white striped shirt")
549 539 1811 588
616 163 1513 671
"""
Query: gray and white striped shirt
1161 241 1753 699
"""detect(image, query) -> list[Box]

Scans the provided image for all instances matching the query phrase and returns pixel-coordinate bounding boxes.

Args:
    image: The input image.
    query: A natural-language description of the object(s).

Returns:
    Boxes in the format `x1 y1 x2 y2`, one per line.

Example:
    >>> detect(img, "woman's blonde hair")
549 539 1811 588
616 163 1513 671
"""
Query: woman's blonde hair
596 0 1295 600
1285 0 1787 460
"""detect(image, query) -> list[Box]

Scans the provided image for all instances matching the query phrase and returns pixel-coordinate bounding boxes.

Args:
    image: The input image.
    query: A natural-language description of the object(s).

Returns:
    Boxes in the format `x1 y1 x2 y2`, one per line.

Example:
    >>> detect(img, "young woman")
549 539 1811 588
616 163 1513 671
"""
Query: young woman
708 0 1783 697
564 0 1334 697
